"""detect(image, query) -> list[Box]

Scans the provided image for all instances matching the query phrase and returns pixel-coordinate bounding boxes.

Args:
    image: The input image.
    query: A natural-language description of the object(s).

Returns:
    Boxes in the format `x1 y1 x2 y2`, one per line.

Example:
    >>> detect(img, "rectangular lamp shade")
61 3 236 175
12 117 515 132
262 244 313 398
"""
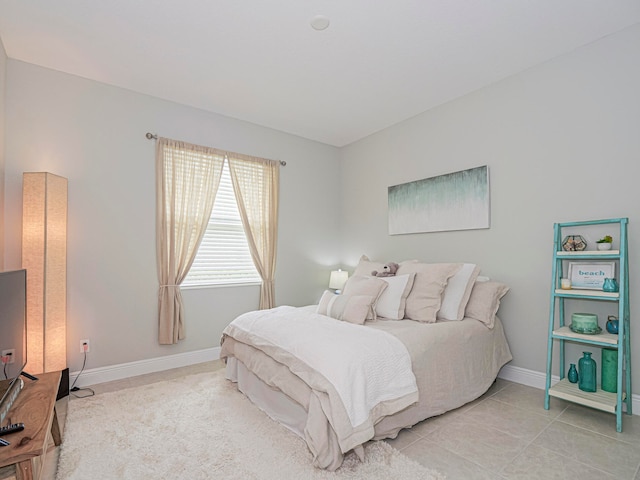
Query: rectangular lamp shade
22 172 68 374
329 269 348 290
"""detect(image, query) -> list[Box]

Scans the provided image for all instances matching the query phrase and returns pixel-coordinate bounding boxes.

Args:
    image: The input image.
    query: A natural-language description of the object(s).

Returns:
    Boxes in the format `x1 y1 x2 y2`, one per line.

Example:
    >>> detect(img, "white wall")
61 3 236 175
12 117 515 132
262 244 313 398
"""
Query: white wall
0 37 6 270
340 25 640 394
3 60 342 373
3 25 639 392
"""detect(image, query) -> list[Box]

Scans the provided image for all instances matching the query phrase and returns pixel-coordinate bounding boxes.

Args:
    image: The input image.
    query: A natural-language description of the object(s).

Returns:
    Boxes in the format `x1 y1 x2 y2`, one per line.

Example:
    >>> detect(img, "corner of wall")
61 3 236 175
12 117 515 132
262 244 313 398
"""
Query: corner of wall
0 36 7 271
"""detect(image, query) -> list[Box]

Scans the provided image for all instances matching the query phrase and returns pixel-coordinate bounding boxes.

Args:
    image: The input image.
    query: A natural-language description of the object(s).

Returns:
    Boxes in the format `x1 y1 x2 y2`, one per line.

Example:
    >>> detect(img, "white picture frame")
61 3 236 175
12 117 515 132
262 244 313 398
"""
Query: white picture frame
568 262 615 290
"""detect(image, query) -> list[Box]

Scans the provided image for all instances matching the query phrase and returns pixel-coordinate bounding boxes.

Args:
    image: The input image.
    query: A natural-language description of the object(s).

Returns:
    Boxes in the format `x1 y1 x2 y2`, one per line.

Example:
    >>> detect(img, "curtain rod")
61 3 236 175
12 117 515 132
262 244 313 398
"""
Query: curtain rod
145 132 286 166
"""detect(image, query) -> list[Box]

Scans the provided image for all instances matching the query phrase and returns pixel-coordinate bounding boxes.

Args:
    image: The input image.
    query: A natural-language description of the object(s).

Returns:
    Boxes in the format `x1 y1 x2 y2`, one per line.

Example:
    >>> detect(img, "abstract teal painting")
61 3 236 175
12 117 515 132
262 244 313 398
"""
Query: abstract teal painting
388 165 490 234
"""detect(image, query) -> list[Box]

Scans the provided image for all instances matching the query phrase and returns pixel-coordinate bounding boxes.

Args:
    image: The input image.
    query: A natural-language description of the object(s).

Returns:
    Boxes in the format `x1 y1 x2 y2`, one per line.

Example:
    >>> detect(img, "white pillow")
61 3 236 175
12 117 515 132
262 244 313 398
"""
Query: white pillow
353 255 386 277
342 275 389 320
316 290 375 325
396 261 462 323
375 273 416 320
437 264 481 321
464 281 510 328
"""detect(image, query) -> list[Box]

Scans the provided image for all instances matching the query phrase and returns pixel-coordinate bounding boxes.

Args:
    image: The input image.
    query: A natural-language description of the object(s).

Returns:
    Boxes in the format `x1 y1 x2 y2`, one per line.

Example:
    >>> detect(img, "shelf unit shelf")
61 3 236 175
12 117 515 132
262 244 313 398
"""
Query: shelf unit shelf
544 218 631 433
556 250 620 258
549 378 624 414
554 289 619 300
551 326 619 347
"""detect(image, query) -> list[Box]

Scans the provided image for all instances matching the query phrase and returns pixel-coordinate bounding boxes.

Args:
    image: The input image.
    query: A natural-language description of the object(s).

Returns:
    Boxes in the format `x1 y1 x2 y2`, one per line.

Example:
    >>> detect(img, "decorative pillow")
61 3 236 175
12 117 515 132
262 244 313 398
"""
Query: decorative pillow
437 264 481 321
353 255 386 277
375 273 416 320
316 290 375 325
396 261 462 323
342 274 389 320
464 281 510 328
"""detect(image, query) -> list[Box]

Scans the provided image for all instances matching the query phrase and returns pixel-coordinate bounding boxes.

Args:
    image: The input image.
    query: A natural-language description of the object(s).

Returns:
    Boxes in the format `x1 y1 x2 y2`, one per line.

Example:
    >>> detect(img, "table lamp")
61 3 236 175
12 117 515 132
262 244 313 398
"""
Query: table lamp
329 269 348 294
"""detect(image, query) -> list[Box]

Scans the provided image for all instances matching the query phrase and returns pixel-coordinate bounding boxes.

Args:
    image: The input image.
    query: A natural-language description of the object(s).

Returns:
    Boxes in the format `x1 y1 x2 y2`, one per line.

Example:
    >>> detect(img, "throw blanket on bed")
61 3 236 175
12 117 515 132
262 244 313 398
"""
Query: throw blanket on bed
226 306 418 427
221 306 419 468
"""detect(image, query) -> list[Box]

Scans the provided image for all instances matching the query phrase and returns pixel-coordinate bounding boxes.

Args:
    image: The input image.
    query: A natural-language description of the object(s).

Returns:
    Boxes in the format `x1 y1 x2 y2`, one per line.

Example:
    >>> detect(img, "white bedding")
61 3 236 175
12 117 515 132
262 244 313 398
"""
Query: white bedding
221 305 512 470
226 306 418 428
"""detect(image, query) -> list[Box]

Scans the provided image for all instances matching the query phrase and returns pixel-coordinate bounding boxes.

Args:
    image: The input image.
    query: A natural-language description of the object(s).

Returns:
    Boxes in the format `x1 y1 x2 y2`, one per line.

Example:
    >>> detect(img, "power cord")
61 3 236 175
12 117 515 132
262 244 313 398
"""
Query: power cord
1 354 12 380
70 350 95 398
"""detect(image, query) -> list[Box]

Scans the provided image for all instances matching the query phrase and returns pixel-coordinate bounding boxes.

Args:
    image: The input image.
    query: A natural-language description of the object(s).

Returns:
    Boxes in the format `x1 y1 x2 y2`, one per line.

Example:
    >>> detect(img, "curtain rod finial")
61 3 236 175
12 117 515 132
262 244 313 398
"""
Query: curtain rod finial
146 132 157 140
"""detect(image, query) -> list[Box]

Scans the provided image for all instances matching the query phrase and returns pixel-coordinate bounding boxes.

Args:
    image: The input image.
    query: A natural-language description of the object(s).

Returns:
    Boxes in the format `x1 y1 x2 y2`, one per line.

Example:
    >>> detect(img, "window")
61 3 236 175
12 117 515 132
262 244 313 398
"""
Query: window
183 162 261 287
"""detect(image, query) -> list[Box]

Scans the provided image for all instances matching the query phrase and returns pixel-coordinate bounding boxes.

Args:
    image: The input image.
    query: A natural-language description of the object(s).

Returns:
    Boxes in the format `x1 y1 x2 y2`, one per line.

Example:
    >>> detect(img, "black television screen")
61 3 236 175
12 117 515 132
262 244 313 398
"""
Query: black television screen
0 269 27 421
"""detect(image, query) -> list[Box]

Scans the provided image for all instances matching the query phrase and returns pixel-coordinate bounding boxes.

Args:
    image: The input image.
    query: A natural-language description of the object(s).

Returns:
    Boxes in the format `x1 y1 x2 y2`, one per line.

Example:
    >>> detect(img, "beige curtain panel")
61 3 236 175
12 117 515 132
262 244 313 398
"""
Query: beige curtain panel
156 138 224 344
228 154 280 309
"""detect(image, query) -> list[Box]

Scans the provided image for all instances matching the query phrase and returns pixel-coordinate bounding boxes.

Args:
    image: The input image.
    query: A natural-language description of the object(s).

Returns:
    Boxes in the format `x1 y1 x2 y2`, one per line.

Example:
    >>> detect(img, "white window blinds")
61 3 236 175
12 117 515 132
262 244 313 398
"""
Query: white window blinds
183 162 261 286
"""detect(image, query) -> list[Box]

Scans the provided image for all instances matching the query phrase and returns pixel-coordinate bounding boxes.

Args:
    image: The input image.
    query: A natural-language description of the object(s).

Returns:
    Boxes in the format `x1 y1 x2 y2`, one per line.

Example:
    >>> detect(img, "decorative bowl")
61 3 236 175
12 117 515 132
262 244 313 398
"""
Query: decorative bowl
569 324 602 335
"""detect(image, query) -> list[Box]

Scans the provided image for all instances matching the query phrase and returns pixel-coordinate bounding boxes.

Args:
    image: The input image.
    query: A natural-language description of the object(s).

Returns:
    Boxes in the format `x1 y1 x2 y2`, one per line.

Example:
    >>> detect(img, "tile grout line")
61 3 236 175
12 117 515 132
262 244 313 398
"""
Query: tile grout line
416 436 505 478
433 392 541 477
496 408 567 477
532 414 638 479
554 411 640 448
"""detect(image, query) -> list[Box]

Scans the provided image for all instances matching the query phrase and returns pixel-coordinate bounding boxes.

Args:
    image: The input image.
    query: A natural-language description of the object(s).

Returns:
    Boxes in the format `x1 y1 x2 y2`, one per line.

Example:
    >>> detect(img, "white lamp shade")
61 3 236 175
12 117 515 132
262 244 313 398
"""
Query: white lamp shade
22 172 68 374
329 269 348 290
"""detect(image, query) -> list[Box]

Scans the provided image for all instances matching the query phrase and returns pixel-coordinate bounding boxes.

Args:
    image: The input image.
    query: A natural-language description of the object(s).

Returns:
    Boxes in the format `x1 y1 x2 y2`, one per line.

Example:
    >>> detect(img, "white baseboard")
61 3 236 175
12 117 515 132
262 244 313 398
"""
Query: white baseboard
498 364 639 415
70 347 221 388
71 352 638 417
498 364 550 389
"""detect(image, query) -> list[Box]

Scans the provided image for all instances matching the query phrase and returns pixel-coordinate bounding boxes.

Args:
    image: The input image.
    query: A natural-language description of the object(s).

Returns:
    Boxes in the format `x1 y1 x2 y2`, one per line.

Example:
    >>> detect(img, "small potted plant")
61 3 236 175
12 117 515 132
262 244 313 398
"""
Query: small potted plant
596 235 613 250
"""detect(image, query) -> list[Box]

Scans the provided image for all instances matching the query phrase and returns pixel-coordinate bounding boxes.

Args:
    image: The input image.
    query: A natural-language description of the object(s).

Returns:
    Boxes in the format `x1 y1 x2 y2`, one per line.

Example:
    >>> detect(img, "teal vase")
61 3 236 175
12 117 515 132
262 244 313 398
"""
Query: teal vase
602 278 619 293
601 348 618 393
578 352 597 392
567 363 578 383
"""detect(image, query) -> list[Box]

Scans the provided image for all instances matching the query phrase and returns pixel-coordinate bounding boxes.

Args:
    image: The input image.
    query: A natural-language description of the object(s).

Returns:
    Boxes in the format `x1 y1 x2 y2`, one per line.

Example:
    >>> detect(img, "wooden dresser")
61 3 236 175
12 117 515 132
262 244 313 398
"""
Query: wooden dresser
0 372 61 480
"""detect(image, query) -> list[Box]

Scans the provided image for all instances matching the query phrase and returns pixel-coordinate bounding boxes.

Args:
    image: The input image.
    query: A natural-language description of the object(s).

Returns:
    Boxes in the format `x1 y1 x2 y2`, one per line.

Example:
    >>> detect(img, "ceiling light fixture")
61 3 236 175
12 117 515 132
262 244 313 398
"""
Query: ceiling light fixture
310 15 330 31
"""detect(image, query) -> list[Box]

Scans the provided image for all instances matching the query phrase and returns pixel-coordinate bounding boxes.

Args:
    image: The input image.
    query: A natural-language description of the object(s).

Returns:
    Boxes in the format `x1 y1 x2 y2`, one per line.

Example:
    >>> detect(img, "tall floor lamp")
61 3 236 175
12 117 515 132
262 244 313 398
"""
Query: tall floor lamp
21 172 68 385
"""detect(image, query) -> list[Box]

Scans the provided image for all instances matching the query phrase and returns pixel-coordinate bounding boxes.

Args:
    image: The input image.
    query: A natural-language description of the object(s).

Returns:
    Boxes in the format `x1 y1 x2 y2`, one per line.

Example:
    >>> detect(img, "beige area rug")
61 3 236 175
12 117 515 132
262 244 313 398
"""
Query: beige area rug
56 370 444 480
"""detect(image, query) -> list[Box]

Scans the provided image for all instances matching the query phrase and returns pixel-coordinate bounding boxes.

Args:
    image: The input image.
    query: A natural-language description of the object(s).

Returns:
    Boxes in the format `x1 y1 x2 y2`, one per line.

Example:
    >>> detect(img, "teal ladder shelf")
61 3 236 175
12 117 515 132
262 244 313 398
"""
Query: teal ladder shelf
544 218 631 432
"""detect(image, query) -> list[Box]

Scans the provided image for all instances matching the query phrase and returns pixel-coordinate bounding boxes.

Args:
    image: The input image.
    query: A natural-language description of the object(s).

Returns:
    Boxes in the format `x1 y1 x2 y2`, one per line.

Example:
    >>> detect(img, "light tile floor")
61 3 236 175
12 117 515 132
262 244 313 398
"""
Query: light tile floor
51 362 640 480
386 378 640 479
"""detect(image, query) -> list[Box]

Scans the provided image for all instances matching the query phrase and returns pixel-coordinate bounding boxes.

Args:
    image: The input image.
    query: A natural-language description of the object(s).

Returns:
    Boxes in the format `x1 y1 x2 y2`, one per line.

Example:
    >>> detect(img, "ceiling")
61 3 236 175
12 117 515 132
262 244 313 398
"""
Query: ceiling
1 1 639 147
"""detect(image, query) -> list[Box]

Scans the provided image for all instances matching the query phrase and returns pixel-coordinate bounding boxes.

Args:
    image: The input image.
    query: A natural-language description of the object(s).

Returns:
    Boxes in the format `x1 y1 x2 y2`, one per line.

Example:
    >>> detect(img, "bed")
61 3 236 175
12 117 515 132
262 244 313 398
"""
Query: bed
220 258 512 470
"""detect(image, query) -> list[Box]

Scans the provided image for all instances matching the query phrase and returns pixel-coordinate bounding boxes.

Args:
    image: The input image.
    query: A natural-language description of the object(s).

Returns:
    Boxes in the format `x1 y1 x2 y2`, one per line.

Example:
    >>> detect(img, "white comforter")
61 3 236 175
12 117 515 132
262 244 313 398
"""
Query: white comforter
225 306 418 428
222 305 512 470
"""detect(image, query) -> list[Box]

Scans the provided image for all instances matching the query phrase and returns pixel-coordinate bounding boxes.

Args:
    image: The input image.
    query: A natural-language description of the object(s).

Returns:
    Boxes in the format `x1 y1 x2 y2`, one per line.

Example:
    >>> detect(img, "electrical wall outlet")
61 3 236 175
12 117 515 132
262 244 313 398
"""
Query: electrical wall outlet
80 339 91 353
1 349 15 364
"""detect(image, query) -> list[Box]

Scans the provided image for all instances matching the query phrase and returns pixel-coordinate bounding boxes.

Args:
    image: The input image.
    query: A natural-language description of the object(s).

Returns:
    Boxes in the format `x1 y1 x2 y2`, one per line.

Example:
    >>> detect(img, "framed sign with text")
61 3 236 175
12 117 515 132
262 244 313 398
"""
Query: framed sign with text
568 262 615 290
